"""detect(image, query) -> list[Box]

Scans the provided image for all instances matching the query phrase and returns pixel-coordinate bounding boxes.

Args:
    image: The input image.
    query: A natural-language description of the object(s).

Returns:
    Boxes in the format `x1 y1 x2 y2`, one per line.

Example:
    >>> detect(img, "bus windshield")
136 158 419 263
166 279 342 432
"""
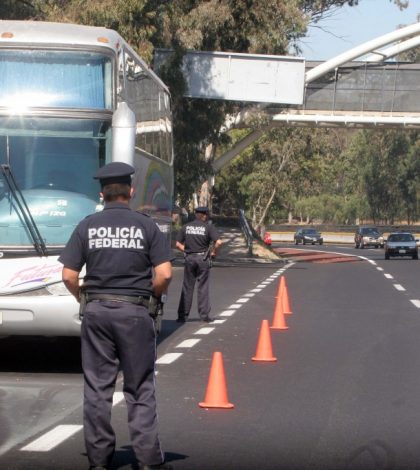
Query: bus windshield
0 116 110 250
0 50 112 109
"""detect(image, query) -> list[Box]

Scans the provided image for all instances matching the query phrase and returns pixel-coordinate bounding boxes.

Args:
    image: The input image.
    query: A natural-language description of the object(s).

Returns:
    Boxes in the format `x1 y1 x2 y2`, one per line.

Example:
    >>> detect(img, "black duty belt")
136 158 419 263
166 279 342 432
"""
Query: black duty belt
186 251 207 255
86 293 150 308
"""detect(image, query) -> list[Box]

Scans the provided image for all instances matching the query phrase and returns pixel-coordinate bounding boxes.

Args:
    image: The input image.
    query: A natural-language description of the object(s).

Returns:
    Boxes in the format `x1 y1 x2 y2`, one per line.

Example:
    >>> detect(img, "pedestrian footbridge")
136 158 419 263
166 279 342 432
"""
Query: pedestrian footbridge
215 22 420 170
155 22 420 170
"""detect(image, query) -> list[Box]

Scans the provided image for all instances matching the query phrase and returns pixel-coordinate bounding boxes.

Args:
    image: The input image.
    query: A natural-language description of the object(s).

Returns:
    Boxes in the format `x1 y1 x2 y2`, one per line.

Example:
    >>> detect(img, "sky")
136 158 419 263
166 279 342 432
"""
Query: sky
298 0 420 60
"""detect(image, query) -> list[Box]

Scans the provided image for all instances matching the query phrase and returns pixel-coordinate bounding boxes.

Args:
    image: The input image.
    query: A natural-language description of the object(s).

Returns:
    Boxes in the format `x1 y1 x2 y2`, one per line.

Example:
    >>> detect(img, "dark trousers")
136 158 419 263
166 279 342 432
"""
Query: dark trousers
81 300 163 467
177 253 211 319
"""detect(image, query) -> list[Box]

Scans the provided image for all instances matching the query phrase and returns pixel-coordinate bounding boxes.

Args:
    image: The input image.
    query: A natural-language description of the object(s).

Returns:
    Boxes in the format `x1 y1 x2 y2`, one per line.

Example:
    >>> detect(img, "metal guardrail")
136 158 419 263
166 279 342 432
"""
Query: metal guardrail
239 209 253 256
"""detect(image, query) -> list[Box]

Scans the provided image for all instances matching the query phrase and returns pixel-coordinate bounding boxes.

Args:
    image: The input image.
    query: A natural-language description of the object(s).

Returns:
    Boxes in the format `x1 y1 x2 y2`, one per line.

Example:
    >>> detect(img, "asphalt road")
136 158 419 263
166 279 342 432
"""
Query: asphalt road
2 244 420 469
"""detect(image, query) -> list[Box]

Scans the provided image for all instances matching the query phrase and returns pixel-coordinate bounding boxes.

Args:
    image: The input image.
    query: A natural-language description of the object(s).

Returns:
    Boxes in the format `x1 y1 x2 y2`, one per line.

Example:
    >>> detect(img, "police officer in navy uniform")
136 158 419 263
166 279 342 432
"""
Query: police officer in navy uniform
176 206 222 323
58 162 172 470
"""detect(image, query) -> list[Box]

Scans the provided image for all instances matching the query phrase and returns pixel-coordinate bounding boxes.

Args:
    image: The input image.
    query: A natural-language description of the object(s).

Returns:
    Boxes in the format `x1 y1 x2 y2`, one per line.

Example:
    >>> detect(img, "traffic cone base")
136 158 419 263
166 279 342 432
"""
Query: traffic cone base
199 400 235 408
252 356 277 362
270 325 289 330
252 319 277 362
199 352 234 409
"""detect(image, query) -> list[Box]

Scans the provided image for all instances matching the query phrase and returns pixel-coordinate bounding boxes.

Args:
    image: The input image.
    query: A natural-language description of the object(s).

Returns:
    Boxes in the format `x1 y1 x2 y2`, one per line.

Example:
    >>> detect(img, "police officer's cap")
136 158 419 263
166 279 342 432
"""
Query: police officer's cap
94 162 135 186
195 206 209 214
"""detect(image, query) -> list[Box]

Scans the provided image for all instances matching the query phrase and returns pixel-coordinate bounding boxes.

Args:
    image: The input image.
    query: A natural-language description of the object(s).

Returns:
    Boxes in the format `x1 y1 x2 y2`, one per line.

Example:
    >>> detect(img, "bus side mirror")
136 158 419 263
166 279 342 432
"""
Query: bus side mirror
112 101 136 166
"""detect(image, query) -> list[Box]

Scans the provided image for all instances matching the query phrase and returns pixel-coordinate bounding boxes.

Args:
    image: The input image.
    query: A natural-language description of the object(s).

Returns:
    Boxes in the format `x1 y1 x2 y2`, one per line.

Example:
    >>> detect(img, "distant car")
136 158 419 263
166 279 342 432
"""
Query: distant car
354 226 384 249
294 228 323 245
384 232 418 260
264 232 272 245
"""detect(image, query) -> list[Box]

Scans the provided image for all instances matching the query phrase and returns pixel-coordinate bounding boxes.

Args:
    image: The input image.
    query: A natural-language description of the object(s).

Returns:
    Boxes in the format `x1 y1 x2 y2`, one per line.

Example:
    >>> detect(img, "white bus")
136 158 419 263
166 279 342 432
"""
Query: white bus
0 21 174 336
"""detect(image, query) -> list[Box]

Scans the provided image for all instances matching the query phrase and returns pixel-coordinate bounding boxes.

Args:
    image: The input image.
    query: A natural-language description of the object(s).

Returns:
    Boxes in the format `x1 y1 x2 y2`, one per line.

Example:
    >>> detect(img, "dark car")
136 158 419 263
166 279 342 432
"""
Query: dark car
384 232 418 260
294 228 323 245
354 226 384 249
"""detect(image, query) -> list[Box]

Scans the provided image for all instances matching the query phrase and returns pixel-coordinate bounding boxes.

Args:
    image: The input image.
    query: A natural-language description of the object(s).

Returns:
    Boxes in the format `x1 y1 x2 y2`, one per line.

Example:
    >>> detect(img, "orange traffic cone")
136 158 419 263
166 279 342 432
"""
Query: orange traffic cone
199 352 234 408
270 296 289 330
252 320 277 362
275 276 285 298
282 277 292 314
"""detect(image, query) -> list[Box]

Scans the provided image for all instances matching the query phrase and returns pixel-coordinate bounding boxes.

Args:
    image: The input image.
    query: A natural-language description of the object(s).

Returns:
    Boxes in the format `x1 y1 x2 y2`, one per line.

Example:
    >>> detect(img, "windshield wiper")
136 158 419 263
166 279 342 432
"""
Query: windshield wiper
0 164 48 257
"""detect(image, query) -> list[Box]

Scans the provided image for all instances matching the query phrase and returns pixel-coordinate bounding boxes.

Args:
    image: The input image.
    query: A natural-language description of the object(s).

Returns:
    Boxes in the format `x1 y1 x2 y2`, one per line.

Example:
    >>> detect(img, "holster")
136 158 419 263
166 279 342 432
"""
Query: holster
78 288 87 321
149 295 165 335
203 247 213 268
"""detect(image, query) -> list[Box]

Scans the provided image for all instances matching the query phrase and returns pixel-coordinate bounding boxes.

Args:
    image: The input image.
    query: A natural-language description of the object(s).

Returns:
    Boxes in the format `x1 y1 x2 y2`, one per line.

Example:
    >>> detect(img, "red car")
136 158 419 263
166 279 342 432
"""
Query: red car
264 232 272 245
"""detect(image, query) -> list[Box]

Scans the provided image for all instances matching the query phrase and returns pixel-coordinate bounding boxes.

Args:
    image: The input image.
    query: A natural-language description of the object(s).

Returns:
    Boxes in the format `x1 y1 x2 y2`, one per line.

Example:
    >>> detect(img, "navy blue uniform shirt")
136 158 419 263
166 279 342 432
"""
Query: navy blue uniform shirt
177 219 220 254
59 202 171 296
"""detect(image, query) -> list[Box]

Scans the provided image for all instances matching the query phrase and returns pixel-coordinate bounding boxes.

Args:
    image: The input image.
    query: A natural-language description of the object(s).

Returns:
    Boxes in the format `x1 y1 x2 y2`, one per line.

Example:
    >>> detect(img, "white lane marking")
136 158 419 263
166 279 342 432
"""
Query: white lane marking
195 327 215 335
176 339 201 348
228 304 242 309
220 310 235 317
113 392 125 405
22 265 294 455
21 425 83 452
237 298 249 303
410 300 420 308
393 284 405 291
384 274 393 279
156 353 183 364
377 267 384 271
368 260 377 265
243 293 255 297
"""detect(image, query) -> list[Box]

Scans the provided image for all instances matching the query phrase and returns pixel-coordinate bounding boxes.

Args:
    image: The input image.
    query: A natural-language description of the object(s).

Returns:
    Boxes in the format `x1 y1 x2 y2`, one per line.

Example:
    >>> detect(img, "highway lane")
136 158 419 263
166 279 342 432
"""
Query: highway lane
2 247 420 469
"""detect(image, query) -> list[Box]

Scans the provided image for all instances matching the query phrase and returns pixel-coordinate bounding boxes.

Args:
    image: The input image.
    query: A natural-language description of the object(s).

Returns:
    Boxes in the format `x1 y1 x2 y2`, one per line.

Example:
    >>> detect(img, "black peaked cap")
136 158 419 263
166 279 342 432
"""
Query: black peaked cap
195 206 209 214
94 162 135 186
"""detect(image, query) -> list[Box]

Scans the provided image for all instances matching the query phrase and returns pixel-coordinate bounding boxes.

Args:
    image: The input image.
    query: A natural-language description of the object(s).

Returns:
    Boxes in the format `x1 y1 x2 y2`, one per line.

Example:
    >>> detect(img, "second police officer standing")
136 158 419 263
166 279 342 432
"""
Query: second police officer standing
176 206 222 323
58 162 173 470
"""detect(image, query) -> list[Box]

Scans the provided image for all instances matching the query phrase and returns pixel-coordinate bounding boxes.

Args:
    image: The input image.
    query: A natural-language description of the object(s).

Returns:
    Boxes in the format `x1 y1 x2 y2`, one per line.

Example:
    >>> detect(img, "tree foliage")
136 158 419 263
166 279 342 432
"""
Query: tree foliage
0 0 416 216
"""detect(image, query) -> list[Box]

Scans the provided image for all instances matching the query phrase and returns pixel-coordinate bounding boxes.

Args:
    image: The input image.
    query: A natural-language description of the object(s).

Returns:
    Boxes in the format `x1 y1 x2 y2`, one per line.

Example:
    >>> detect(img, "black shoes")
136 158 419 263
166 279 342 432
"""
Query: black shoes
140 463 173 470
201 316 214 323
177 316 214 323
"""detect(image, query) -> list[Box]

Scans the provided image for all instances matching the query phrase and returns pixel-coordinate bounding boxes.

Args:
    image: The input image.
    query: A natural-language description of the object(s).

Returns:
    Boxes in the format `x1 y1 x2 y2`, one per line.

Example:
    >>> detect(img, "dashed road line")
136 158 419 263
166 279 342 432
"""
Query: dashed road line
220 310 236 316
21 425 83 452
376 267 384 271
176 339 201 348
393 284 405 291
113 392 125 405
195 327 215 335
156 353 183 364
384 273 393 279
410 300 420 308
20 265 292 456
